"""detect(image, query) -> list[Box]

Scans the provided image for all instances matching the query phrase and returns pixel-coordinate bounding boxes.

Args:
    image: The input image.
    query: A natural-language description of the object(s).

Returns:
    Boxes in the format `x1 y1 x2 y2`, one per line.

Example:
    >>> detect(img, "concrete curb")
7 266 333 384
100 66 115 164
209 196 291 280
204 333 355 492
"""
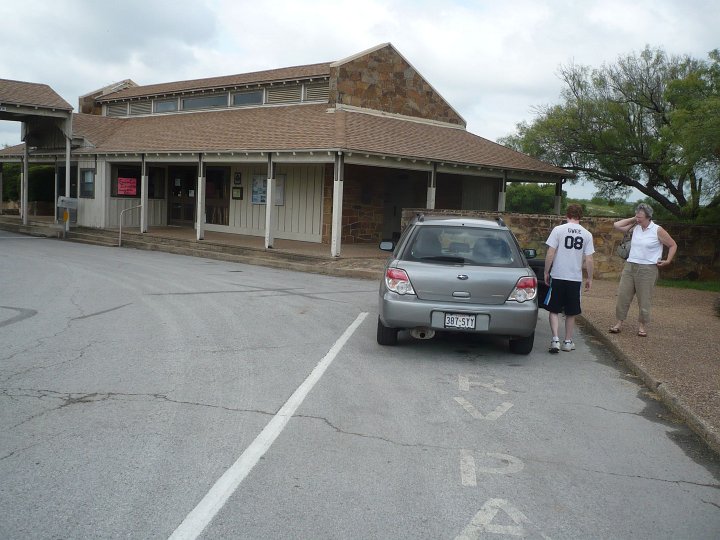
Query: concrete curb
578 315 720 456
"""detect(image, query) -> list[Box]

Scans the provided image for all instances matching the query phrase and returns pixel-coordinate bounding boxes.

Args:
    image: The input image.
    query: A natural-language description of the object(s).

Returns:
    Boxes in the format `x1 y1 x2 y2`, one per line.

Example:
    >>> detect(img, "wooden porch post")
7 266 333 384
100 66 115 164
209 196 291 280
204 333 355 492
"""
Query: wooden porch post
330 152 344 257
22 144 29 225
498 171 507 212
426 162 436 209
53 159 58 224
264 154 276 249
140 154 148 233
196 154 205 240
554 179 563 215
64 134 70 232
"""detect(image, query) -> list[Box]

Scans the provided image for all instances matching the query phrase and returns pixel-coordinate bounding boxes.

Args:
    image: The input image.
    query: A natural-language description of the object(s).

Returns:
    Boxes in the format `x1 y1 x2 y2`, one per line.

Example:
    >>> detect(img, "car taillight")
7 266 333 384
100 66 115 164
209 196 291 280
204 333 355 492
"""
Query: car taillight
385 268 416 295
508 276 537 303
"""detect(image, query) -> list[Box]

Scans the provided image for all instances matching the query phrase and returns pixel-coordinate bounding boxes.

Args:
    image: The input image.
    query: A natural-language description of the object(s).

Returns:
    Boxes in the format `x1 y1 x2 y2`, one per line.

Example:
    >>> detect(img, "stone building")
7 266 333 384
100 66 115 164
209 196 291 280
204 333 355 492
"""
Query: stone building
0 43 570 255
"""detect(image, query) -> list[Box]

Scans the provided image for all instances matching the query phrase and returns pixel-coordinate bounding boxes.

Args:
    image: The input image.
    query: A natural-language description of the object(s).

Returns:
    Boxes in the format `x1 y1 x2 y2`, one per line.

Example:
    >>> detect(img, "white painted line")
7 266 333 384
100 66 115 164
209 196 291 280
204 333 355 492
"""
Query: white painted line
455 499 530 539
484 402 513 421
458 375 508 394
454 396 483 419
168 311 368 540
460 449 477 486
454 397 514 421
461 451 524 486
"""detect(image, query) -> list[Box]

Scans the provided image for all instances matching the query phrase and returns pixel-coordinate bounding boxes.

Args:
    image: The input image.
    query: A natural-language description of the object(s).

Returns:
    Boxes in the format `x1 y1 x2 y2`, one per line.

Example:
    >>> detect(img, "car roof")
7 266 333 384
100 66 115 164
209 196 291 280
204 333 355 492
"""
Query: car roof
414 216 506 229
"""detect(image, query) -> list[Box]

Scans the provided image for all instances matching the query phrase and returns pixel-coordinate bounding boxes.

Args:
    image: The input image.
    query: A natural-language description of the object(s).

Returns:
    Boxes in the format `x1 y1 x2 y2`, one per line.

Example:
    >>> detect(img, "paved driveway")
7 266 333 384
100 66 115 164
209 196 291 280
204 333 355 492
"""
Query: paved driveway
1 233 718 539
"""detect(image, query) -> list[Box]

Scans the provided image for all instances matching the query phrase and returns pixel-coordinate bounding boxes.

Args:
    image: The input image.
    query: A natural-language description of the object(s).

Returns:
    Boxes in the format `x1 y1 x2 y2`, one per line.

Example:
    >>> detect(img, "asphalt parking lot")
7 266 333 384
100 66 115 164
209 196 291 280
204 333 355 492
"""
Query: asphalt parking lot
2 233 719 539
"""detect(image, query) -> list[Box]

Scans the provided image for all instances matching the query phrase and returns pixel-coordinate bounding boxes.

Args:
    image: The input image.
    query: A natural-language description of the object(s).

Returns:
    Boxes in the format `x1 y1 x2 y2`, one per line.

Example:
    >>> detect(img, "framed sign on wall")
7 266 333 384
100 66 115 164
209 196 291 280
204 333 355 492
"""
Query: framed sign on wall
251 174 285 205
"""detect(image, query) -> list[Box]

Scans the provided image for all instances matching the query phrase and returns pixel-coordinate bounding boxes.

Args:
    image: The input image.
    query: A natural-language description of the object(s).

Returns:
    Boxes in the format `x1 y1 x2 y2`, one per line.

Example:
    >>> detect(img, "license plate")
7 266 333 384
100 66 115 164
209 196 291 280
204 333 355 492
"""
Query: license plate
444 313 476 329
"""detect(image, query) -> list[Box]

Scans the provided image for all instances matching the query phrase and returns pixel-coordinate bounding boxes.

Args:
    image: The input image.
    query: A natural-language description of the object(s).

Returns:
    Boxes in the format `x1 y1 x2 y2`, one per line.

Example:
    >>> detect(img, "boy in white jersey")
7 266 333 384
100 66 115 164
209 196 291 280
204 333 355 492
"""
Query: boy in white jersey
543 204 595 353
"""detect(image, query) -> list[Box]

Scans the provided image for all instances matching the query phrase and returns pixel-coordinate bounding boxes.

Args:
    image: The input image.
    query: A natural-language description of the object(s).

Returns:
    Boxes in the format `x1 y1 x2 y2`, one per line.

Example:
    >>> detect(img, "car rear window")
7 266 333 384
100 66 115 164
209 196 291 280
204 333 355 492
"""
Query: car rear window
402 225 521 266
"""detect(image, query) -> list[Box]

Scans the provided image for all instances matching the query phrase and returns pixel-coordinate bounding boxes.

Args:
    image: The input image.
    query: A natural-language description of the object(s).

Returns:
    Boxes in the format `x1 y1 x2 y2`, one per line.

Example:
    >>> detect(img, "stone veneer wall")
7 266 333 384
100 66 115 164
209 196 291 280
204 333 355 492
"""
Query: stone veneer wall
330 45 465 126
322 164 427 244
321 164 386 244
402 209 720 281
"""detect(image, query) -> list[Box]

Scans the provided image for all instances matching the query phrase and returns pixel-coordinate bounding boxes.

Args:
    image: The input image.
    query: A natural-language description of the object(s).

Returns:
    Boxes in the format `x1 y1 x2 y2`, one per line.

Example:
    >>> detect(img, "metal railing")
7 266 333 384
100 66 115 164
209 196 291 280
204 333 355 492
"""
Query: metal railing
118 205 142 247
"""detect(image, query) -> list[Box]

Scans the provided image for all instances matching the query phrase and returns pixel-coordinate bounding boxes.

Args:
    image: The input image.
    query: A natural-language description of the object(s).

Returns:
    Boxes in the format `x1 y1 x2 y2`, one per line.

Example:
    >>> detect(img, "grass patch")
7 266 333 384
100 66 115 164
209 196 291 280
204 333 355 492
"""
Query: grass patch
657 279 720 292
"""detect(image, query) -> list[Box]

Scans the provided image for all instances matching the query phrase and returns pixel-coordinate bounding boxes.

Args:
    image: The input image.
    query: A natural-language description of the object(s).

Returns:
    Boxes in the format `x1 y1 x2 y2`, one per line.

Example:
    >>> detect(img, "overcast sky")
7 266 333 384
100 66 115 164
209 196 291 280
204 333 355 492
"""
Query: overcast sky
1 0 718 200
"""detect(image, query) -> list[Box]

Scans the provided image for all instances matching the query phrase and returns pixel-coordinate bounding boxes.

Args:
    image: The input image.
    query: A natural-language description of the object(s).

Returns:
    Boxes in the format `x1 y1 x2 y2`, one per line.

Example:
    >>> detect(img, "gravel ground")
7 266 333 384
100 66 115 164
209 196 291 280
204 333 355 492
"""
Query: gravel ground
577 278 720 455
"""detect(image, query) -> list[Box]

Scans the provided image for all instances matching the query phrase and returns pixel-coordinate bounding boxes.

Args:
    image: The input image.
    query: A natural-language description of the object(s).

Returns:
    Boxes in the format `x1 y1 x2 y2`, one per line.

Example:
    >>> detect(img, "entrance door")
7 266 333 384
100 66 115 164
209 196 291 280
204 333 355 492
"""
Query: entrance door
169 166 197 225
383 176 414 241
205 166 230 225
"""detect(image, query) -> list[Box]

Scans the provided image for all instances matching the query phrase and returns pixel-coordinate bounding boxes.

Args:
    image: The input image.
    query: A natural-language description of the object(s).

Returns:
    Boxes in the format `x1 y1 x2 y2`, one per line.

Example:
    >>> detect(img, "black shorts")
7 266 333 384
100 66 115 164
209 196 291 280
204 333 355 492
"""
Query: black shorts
544 278 582 316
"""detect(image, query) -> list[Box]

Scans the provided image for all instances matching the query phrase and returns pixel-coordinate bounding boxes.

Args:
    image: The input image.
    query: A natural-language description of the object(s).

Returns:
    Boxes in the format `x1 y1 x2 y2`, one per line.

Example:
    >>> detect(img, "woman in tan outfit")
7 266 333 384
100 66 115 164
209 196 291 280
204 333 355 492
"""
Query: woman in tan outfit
609 203 677 337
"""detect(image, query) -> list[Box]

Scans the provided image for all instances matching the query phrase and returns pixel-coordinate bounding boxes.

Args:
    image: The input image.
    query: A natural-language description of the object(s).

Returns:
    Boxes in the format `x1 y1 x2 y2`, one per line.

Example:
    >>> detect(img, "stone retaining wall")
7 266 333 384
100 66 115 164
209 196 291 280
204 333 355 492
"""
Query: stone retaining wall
403 209 720 281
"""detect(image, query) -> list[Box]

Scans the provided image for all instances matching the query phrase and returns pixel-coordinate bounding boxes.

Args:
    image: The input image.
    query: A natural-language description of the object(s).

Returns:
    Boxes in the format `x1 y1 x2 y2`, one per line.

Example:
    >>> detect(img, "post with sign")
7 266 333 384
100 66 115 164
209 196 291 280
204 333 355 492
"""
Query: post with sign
57 196 78 236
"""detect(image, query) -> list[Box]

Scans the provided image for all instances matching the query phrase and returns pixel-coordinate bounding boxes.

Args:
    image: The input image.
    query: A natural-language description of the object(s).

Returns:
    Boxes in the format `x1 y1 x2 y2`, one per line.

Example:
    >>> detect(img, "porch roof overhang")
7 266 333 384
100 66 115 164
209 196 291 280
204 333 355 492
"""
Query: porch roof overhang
0 103 573 182
0 79 74 147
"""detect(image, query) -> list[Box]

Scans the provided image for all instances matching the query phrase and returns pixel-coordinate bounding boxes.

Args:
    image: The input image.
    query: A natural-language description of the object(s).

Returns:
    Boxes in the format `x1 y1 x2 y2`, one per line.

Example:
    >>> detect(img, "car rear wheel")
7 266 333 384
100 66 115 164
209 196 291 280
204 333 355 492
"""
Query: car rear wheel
509 331 534 355
377 317 399 346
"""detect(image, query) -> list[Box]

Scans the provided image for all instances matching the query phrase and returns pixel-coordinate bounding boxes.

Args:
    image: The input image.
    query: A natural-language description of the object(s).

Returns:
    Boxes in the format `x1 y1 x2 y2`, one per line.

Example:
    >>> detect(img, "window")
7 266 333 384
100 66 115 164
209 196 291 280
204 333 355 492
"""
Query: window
148 167 166 199
232 90 263 106
80 169 95 198
154 99 178 113
57 166 78 198
111 166 166 199
182 94 227 111
205 167 229 226
112 166 140 198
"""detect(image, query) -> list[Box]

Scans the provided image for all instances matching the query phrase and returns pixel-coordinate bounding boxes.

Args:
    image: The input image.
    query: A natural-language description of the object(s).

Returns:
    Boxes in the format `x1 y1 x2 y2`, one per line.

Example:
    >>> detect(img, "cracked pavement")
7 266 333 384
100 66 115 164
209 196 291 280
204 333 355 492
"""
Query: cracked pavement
1 232 719 539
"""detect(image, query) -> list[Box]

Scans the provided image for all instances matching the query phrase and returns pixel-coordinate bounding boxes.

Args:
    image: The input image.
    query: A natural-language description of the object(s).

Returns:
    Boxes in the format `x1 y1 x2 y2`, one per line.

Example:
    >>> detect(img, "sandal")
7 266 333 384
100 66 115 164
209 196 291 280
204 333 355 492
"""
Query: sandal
637 330 647 337
609 326 621 334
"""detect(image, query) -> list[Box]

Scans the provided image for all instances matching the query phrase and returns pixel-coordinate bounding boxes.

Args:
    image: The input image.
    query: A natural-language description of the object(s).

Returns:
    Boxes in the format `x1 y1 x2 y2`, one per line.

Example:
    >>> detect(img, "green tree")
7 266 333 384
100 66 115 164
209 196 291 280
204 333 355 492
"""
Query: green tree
500 46 720 219
505 182 562 214
1 164 56 202
664 49 720 212
1 163 20 201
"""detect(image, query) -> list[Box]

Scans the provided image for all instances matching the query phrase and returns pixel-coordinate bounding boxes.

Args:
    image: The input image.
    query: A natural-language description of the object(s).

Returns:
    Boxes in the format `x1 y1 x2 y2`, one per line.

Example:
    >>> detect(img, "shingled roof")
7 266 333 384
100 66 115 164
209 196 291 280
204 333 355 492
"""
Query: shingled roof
95 63 332 103
1 105 567 178
0 79 73 111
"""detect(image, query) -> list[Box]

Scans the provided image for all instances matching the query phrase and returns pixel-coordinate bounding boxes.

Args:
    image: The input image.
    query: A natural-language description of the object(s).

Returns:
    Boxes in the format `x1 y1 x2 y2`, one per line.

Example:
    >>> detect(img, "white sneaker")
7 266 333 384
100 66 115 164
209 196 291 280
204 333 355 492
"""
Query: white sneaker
562 340 575 352
549 338 560 354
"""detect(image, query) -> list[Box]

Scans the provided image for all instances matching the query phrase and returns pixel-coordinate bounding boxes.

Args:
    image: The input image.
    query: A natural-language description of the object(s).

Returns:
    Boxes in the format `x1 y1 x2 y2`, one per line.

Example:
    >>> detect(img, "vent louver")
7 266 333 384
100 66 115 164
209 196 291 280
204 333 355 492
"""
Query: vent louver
267 85 302 104
107 103 129 117
129 101 152 116
305 83 329 102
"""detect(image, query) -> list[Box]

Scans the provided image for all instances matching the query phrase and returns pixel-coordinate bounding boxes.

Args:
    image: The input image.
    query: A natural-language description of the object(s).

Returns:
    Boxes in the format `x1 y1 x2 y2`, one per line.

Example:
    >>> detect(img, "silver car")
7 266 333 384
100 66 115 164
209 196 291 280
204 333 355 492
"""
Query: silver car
377 215 539 354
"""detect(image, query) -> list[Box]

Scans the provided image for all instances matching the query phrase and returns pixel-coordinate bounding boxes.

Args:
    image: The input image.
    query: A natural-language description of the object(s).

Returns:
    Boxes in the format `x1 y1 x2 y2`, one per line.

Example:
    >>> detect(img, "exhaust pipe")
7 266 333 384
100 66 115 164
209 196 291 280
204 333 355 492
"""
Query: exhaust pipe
410 327 435 340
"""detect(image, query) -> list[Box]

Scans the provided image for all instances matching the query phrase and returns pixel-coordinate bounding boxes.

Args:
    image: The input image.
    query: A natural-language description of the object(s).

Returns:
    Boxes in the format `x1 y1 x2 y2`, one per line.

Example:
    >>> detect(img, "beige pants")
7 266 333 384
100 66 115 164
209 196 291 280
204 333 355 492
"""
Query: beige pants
615 262 659 323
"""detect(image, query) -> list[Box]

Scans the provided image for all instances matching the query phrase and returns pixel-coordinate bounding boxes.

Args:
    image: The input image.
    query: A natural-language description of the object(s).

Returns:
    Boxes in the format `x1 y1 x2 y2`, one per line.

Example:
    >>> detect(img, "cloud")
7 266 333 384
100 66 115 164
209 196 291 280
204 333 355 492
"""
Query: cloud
1 0 718 151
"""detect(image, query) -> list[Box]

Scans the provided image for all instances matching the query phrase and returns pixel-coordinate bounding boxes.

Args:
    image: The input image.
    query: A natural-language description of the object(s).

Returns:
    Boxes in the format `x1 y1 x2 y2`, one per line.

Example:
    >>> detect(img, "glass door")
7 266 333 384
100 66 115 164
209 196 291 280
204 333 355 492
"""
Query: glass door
168 166 197 225
205 166 230 226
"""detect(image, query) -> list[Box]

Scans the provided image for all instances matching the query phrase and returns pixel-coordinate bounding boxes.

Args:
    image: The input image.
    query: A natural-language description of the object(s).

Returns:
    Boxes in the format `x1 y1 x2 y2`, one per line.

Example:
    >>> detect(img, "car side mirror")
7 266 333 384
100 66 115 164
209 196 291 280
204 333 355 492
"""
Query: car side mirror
523 248 537 259
379 240 395 252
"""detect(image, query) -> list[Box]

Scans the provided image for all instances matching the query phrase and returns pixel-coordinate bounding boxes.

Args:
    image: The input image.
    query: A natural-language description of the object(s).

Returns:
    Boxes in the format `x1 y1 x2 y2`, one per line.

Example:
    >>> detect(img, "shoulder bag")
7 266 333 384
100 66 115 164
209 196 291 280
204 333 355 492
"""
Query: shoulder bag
616 225 636 259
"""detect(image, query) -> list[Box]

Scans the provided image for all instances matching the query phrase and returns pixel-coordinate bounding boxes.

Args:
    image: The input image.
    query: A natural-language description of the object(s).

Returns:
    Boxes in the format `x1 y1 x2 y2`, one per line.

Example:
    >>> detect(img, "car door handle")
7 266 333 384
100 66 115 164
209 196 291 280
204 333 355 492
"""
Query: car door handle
452 291 471 298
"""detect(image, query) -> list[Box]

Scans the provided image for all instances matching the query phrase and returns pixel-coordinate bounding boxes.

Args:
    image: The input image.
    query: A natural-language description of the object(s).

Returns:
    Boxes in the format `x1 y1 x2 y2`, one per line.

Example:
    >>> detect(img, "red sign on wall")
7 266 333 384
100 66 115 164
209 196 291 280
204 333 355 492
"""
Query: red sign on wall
117 177 137 196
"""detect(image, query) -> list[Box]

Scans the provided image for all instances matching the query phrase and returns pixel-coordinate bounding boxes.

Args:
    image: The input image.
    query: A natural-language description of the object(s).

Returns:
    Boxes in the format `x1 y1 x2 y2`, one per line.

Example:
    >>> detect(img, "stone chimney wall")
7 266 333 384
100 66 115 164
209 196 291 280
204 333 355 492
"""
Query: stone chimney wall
330 45 465 127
